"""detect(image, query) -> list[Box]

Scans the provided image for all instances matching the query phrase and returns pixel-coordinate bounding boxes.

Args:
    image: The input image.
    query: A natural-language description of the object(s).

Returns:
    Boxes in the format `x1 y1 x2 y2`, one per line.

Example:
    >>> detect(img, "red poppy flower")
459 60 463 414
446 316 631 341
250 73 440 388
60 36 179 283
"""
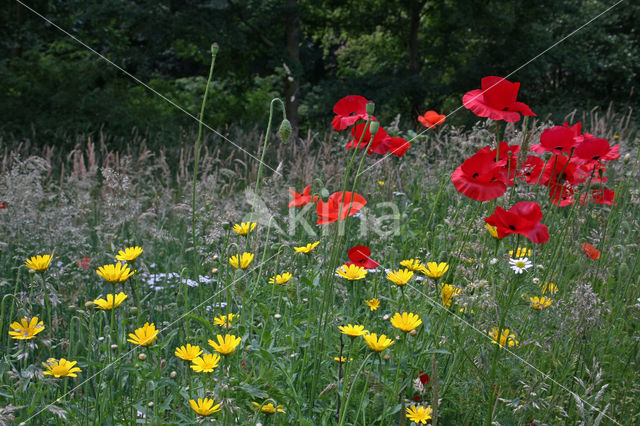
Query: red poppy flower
517 155 545 184
581 242 600 260
332 95 375 131
539 155 586 187
530 122 582 155
346 245 379 269
580 188 615 206
451 142 518 201
548 181 575 207
485 201 549 243
78 257 91 270
0 201 5 209
316 191 366 225
346 123 410 157
417 110 446 129
573 136 620 163
462 76 536 122
288 184 318 208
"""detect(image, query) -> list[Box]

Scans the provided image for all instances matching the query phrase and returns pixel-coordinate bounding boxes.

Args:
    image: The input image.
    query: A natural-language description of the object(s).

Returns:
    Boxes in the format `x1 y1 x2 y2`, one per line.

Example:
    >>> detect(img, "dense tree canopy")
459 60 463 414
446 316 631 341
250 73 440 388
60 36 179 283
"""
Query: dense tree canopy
1 0 637 149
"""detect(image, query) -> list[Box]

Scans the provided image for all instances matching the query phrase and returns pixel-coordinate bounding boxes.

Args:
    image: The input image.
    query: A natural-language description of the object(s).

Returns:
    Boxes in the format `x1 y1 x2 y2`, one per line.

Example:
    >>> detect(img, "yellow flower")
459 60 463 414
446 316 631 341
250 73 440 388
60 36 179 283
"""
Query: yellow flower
363 333 395 352
252 402 285 414
365 298 380 311
489 327 518 348
293 241 320 254
25 254 53 272
208 334 242 355
508 247 531 258
42 358 81 378
390 312 422 333
96 263 135 283
399 258 426 272
189 397 221 416
440 284 461 307
530 296 552 310
336 264 367 280
115 246 143 262
175 344 203 361
386 268 414 286
540 282 558 294
213 313 237 328
421 262 449 279
229 252 254 270
190 353 221 373
127 322 158 347
92 292 128 310
8 317 45 340
232 222 257 235
269 272 292 285
334 356 353 363
338 324 368 338
406 405 433 424
484 223 501 239
377 180 385 186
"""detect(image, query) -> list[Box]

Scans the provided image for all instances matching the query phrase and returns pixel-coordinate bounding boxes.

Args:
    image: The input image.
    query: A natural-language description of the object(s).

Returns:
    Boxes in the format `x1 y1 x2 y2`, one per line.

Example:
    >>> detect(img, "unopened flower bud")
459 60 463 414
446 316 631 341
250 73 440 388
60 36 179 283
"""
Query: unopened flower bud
98 336 105 342
624 153 631 163
366 101 375 115
211 43 219 56
369 121 380 136
148 402 154 408
85 301 94 308
274 314 282 319
383 354 390 360
320 188 330 199
383 314 390 321
410 329 417 337
138 353 147 361
170 371 177 379
279 119 292 144
111 344 118 350
159 359 166 369
211 268 218 274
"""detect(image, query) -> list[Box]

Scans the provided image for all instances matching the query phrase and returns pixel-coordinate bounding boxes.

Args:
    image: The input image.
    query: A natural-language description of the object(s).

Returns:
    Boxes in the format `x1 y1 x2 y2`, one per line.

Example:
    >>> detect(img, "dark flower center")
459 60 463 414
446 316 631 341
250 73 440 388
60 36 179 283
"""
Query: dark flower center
592 155 600 160
508 225 516 231
472 172 479 179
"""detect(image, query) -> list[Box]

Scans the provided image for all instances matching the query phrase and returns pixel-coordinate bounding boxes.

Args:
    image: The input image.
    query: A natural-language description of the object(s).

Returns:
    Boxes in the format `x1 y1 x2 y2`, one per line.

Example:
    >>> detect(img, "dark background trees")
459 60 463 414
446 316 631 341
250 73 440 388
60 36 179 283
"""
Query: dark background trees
1 0 637 150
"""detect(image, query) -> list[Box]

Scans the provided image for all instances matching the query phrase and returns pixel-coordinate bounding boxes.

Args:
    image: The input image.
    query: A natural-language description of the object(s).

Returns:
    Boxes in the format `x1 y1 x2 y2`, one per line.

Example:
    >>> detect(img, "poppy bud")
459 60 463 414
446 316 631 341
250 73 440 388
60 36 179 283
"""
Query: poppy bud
138 353 147 361
211 42 219 56
366 101 375 115
369 121 380 136
279 119 292 144
320 188 330 199
170 371 177 379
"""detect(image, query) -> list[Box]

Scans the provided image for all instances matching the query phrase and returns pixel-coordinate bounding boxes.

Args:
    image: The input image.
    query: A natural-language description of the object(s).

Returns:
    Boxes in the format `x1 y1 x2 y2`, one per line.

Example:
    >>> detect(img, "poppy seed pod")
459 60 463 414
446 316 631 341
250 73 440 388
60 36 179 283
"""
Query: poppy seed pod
279 119 292 144
366 101 375 115
369 121 380 136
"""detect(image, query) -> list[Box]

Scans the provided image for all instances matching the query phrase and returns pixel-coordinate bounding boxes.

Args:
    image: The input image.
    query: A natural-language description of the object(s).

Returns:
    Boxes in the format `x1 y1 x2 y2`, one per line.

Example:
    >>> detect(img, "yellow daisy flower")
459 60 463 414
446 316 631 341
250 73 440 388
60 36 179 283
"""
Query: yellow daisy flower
96 263 135 283
489 327 518 348
252 402 285 414
25 254 53 272
190 353 221 373
530 296 552 310
440 284 461 307
338 324 368 338
363 333 395 352
232 222 257 235
127 322 158 347
92 292 128 310
213 313 237 328
293 241 320 254
229 252 254 270
484 223 501 239
189 398 221 416
390 312 422 332
386 268 414 286
508 247 532 258
365 298 380 311
406 405 433 424
208 334 242 356
269 272 292 285
8 317 45 340
336 264 367 280
399 258 426 272
42 358 82 378
115 246 143 262
175 344 203 361
421 262 449 279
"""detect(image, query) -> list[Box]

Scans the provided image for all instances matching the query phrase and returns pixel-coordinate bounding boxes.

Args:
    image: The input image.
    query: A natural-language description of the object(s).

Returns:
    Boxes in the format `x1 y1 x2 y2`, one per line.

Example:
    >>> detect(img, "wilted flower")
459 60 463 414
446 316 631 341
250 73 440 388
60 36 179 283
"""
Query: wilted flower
508 247 532 258
489 327 518 347
530 296 552 310
229 253 254 270
25 254 53 272
8 317 45 340
252 402 285 414
484 224 500 239
440 284 462 307
540 282 558 294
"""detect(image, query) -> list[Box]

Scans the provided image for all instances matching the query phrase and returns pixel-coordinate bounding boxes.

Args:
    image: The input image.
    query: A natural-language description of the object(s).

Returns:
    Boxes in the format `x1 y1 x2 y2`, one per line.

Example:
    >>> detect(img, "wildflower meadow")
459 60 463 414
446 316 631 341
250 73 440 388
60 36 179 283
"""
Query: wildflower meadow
2 2 640 425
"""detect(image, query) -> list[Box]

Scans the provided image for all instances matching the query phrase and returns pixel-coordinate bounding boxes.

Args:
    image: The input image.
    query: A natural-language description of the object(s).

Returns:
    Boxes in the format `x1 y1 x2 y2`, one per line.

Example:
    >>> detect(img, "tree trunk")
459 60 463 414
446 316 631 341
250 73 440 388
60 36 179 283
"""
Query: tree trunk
285 0 301 140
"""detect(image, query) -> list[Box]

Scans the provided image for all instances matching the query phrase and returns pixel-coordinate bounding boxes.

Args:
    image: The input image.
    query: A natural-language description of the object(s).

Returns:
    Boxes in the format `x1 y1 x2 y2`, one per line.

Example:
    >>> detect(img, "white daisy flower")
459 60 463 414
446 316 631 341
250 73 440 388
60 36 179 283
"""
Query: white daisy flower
508 257 533 274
